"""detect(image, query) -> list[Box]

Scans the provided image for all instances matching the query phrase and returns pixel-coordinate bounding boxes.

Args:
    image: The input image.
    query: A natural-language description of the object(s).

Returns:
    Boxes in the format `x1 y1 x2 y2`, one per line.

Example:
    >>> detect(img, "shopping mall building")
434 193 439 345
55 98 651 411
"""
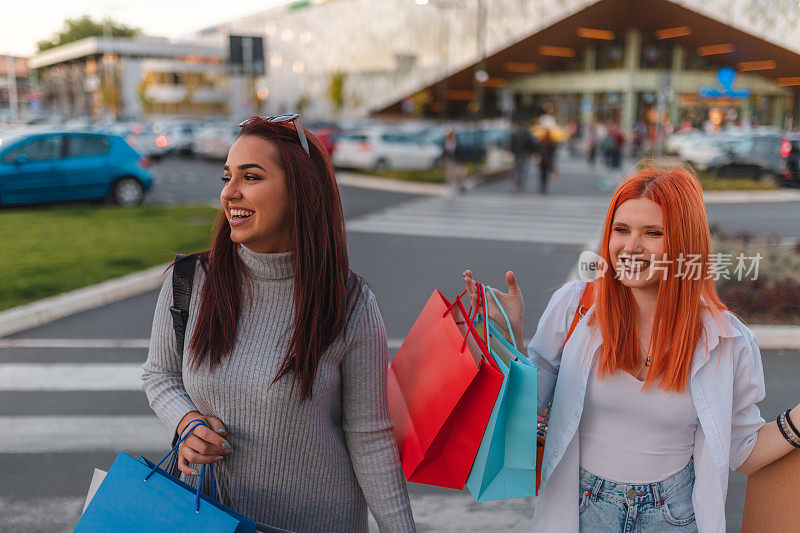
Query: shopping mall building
28 0 800 134
196 0 800 134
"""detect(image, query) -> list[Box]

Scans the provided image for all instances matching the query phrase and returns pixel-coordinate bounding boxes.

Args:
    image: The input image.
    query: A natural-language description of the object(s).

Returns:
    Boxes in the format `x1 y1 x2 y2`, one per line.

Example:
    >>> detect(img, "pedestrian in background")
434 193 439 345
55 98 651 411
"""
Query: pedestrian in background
510 119 537 193
587 121 600 167
443 127 463 197
464 166 800 532
142 115 415 532
538 129 556 195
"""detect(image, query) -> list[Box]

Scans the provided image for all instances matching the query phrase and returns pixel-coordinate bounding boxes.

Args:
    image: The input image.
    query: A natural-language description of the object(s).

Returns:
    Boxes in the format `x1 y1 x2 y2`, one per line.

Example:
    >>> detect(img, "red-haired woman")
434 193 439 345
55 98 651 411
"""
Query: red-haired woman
142 116 415 532
464 166 800 532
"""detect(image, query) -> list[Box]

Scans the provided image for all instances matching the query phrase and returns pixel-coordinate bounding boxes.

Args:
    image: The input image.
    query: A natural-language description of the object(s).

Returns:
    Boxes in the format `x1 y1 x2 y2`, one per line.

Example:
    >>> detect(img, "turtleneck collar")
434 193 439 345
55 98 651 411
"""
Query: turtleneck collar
237 244 294 281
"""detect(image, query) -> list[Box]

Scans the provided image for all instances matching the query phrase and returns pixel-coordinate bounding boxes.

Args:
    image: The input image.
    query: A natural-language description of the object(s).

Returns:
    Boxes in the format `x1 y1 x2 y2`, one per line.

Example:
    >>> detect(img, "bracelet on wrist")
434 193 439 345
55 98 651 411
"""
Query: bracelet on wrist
784 408 800 441
777 412 800 449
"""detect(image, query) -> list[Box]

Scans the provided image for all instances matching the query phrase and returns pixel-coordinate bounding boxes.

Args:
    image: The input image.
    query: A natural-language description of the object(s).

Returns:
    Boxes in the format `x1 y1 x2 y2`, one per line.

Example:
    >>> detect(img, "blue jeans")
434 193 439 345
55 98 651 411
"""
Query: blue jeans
578 459 697 532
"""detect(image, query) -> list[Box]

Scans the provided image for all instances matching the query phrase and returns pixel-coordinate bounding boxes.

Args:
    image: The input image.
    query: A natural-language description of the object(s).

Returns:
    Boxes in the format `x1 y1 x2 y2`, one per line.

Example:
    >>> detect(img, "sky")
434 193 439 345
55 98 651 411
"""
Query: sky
0 0 289 57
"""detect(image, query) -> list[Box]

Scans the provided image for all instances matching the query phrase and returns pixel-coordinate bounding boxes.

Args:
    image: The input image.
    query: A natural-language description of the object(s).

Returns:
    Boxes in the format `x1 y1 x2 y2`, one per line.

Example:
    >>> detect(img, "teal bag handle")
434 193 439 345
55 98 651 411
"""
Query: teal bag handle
483 284 518 352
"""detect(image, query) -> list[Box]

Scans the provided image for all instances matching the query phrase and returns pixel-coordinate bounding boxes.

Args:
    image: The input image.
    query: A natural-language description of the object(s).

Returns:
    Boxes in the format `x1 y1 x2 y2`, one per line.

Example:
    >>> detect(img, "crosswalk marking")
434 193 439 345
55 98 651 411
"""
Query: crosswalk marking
1 416 170 453
0 363 144 391
346 194 609 245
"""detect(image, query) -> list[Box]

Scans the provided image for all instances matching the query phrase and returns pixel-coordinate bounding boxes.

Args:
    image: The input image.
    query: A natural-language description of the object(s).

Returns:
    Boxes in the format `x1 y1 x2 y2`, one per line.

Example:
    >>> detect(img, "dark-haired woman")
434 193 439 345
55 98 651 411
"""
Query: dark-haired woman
142 116 415 532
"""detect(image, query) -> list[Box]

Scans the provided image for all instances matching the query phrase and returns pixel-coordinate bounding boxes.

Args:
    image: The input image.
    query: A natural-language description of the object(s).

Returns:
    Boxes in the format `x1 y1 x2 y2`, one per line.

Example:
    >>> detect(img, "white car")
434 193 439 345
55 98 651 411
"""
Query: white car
160 121 203 156
680 136 730 171
104 122 171 160
665 131 703 158
332 129 443 171
191 123 239 160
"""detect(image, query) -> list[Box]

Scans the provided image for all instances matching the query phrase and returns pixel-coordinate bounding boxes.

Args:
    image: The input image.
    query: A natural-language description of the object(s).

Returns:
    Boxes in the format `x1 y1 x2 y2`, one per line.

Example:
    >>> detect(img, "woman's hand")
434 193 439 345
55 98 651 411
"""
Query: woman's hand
175 411 232 476
463 269 525 352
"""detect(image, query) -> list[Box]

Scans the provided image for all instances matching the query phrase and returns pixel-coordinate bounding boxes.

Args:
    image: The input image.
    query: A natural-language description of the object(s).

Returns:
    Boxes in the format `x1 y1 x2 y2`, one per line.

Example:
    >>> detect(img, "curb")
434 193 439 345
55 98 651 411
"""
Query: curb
336 172 449 196
335 170 487 196
702 189 800 204
747 326 800 350
0 263 169 338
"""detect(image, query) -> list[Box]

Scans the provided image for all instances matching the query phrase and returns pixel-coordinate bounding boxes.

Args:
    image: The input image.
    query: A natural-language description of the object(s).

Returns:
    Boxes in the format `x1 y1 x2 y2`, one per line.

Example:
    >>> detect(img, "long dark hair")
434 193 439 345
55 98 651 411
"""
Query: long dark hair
176 117 359 401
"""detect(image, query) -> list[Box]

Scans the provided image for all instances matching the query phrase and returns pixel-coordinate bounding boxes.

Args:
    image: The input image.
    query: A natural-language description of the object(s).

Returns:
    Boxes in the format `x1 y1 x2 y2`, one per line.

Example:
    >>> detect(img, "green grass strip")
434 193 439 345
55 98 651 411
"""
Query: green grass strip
695 171 778 191
0 204 219 311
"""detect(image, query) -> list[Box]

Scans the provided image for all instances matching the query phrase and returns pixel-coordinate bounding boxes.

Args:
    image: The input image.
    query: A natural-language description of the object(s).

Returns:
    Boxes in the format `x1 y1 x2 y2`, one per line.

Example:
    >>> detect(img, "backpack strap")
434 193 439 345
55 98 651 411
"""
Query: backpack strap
167 253 196 476
169 253 196 356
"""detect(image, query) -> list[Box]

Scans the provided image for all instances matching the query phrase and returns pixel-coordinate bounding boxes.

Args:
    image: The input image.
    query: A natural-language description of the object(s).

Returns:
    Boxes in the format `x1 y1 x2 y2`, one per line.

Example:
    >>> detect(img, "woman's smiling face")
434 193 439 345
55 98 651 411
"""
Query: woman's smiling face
608 197 667 293
220 135 293 253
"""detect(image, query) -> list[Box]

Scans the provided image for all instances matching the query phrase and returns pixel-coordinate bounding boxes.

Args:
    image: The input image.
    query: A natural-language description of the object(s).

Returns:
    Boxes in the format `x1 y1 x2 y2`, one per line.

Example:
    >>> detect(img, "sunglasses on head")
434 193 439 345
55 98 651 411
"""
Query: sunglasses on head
238 114 310 156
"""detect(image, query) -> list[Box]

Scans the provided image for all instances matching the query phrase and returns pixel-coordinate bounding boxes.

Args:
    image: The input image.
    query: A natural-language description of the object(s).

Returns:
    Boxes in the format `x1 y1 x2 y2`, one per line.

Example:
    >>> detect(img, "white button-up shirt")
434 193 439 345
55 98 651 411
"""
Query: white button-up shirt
529 280 766 533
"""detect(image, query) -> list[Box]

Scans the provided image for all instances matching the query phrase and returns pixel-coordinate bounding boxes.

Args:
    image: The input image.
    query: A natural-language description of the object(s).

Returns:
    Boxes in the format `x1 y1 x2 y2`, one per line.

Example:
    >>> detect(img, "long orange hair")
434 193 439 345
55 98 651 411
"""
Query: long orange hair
589 166 729 392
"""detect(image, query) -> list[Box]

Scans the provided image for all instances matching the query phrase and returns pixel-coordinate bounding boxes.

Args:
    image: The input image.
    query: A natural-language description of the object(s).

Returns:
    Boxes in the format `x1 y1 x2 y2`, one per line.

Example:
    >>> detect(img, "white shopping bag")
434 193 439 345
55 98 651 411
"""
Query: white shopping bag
81 468 107 514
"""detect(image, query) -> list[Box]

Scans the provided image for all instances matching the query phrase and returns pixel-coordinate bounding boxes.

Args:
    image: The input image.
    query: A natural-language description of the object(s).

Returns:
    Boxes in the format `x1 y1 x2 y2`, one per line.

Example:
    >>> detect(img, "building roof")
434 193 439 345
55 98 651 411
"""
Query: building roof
375 0 800 114
29 36 224 69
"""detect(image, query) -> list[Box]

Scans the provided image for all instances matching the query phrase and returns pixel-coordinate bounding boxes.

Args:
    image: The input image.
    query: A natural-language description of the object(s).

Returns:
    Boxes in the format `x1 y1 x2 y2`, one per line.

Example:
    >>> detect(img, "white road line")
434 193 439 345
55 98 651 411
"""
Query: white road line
0 415 170 453
0 338 406 350
0 338 151 349
0 363 144 391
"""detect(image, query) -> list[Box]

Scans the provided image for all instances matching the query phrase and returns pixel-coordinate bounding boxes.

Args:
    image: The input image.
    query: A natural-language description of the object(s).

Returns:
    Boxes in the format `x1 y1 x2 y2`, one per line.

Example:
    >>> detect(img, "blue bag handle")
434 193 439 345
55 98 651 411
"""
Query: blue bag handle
146 418 218 513
483 284 518 352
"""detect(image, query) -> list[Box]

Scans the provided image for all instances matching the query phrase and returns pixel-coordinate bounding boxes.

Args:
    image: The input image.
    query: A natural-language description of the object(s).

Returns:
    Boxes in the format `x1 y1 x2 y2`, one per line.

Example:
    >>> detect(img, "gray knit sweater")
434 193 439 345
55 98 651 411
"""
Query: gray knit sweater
141 244 415 532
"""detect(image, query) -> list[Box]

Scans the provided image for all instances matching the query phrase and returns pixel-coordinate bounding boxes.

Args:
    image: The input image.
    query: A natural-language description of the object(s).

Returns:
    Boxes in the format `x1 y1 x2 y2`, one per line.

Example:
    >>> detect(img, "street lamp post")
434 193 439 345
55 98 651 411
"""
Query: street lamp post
474 0 487 121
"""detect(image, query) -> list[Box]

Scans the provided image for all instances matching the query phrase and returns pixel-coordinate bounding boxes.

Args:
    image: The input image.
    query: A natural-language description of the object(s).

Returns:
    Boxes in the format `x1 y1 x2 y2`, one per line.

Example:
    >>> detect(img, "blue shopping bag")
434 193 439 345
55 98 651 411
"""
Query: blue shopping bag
75 419 257 533
466 285 538 501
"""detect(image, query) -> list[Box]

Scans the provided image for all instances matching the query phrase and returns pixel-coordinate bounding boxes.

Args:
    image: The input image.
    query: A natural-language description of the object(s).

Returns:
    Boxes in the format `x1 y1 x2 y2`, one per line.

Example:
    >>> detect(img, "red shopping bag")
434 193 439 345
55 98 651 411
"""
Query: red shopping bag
388 286 504 489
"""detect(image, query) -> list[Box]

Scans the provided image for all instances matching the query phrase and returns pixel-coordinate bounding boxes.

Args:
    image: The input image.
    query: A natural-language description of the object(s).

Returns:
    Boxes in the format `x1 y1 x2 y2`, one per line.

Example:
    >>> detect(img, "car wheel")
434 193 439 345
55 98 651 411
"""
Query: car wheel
759 170 776 183
374 158 390 171
111 177 144 207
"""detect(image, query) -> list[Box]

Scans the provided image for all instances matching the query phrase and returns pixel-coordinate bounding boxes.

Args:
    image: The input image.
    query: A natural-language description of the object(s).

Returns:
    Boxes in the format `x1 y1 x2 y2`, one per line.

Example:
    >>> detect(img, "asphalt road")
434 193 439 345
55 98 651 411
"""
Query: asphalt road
2 154 798 532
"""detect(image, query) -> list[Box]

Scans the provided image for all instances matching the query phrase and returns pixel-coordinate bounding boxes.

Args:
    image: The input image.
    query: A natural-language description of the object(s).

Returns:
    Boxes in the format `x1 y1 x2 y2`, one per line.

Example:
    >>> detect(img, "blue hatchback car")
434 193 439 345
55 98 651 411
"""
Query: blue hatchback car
0 131 153 207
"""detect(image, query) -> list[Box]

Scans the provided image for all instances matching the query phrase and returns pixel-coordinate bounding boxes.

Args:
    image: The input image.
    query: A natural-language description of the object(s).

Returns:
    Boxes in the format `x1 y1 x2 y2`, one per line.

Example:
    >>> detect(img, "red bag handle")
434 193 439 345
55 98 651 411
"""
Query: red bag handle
441 285 493 363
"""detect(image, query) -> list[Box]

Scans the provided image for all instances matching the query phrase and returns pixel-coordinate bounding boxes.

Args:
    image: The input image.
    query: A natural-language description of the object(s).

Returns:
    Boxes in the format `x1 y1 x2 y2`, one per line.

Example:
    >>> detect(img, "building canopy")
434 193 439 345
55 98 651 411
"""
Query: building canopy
374 0 800 117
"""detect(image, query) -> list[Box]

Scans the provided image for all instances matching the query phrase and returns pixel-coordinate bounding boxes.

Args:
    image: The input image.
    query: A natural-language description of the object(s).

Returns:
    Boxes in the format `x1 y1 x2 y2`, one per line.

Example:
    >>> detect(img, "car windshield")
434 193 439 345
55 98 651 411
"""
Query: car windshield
0 133 25 150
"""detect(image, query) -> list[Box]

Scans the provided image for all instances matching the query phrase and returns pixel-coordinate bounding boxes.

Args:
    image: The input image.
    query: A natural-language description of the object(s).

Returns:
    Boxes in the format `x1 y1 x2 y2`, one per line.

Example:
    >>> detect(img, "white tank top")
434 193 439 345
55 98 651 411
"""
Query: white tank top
578 360 698 483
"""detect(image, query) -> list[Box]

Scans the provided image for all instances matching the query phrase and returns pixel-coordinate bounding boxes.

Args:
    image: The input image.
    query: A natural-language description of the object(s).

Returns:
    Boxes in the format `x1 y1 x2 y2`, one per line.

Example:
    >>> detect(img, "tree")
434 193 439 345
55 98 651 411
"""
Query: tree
36 15 140 52
327 71 346 113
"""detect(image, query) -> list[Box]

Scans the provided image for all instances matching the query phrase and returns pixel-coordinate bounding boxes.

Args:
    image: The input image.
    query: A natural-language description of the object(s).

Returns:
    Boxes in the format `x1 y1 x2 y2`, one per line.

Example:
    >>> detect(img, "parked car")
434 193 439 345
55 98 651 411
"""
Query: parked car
161 121 203 156
0 131 152 207
192 123 239 160
778 134 800 187
103 122 171 160
680 135 730 171
307 122 342 155
417 127 486 163
332 129 443 170
708 133 784 180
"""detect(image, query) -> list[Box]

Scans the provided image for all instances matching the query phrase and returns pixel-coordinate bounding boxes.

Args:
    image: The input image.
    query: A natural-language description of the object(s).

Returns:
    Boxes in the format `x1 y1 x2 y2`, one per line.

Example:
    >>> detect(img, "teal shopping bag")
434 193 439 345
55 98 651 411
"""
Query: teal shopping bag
466 285 538 501
75 420 259 533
